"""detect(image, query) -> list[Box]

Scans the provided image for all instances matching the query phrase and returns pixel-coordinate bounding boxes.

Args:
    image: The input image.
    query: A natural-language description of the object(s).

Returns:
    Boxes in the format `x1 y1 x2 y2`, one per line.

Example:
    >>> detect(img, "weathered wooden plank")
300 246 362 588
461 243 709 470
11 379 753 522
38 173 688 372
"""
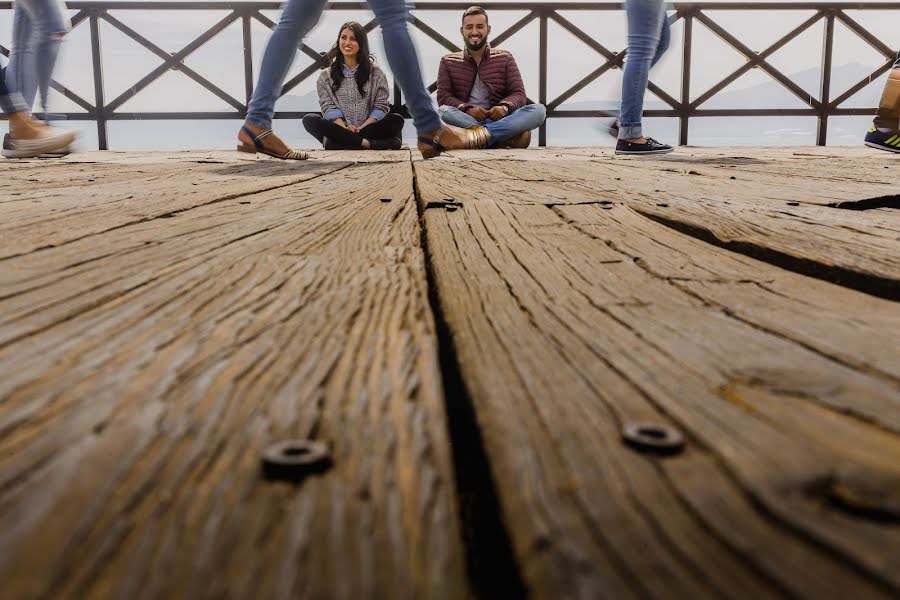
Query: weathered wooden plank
0 154 354 259
415 157 900 599
472 157 900 298
0 158 468 599
555 204 900 382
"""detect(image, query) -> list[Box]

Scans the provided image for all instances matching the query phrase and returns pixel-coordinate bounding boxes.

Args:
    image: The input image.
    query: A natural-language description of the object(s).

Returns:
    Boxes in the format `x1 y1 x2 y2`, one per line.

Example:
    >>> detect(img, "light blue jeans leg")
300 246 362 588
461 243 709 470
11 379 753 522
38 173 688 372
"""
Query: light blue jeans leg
246 0 328 129
439 104 546 145
483 104 546 144
366 0 441 134
0 66 29 114
7 0 67 113
619 0 669 140
438 105 480 127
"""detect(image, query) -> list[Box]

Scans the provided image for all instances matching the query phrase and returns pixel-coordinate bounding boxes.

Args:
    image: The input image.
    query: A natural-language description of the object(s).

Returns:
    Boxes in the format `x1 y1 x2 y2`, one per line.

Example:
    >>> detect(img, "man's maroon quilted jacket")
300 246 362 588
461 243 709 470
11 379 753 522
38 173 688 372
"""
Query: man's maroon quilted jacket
437 44 528 111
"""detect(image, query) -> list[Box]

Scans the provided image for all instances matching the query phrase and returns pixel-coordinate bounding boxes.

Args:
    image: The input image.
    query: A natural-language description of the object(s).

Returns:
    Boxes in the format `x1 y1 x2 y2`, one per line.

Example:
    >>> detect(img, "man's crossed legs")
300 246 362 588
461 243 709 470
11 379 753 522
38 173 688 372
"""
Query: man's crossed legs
438 104 546 148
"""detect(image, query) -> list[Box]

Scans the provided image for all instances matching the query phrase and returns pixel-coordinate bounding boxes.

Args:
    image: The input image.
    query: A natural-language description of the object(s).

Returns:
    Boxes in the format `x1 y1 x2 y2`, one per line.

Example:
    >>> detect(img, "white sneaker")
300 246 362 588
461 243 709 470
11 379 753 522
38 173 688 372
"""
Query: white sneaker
2 128 77 159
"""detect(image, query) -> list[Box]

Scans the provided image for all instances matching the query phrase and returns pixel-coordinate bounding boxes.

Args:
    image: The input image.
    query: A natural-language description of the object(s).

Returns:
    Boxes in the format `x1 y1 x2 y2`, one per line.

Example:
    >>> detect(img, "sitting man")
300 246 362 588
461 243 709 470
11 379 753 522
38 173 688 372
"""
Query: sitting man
437 5 545 148
864 51 900 153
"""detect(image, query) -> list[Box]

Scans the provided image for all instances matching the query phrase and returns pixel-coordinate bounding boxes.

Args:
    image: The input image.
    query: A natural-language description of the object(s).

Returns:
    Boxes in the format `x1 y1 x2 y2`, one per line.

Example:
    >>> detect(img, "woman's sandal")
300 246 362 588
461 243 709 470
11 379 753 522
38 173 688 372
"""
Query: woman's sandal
237 126 308 160
417 125 491 159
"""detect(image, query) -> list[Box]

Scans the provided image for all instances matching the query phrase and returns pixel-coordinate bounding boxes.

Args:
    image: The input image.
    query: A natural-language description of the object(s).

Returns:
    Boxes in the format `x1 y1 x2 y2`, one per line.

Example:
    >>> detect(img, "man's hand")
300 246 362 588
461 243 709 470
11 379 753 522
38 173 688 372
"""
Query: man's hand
488 106 507 121
466 107 489 121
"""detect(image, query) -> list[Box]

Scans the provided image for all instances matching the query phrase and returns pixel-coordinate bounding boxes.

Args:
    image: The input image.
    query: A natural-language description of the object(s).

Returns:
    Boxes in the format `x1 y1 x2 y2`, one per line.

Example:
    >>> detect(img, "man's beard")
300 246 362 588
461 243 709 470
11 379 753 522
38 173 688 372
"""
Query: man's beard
465 36 487 51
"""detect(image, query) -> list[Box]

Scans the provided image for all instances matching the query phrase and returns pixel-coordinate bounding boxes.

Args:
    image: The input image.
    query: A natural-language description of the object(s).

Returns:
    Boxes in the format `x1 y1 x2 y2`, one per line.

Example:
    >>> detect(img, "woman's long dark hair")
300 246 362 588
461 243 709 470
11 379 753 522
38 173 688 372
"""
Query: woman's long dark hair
330 22 373 97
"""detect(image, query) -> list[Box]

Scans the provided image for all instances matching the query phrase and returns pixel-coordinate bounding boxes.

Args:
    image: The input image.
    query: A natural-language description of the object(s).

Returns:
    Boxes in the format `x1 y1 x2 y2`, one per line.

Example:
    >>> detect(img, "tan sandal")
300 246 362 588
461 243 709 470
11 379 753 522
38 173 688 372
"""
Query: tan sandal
237 127 308 160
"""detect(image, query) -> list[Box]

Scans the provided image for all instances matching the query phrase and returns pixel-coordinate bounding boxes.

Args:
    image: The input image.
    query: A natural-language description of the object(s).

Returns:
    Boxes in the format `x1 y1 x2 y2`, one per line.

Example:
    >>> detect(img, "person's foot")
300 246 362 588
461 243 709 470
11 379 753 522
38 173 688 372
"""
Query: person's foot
864 125 900 153
497 130 531 149
595 111 619 140
615 137 673 155
322 136 342 151
237 122 307 160
3 133 72 158
607 119 620 140
2 127 77 159
417 123 490 158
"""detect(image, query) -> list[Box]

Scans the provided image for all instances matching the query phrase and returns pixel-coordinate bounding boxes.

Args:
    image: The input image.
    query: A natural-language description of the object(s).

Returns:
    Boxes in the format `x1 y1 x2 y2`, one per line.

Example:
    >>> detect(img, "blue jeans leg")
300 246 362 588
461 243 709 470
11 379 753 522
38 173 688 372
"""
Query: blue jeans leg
7 0 67 112
619 0 669 140
366 0 441 134
484 104 546 144
438 105 480 127
439 104 546 145
246 0 327 129
0 66 29 114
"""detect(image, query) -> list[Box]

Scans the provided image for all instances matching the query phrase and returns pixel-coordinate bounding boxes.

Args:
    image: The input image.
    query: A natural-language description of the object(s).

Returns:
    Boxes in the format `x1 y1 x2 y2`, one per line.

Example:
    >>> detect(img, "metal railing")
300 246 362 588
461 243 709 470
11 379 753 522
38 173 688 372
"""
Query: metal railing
1 1 897 148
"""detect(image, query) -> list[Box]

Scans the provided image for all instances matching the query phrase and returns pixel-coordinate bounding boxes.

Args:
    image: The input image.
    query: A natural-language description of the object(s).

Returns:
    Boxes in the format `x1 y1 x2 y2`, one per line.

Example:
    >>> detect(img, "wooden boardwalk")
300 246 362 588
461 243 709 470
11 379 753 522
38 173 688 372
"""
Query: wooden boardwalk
1 146 898 599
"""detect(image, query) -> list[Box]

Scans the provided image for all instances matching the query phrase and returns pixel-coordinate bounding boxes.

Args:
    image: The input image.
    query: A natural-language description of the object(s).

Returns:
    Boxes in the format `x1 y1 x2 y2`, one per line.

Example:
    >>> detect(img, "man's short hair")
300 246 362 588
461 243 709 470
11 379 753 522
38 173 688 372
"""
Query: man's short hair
462 6 488 24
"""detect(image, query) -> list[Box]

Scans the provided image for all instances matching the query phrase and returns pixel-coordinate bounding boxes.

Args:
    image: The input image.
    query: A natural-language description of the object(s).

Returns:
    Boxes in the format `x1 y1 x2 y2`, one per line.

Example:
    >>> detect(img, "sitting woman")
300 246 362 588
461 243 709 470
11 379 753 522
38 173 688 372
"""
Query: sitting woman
302 22 404 150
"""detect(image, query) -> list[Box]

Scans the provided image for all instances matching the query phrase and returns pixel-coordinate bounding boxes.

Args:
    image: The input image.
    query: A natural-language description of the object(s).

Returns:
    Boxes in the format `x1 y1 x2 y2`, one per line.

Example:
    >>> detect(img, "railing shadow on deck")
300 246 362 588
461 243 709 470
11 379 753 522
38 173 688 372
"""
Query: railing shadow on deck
0 1 897 149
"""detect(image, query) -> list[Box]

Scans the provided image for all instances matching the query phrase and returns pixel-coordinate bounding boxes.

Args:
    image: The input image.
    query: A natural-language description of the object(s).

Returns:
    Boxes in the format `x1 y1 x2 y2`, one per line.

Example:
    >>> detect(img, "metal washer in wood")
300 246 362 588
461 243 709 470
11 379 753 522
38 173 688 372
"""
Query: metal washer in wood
621 421 685 455
262 439 332 480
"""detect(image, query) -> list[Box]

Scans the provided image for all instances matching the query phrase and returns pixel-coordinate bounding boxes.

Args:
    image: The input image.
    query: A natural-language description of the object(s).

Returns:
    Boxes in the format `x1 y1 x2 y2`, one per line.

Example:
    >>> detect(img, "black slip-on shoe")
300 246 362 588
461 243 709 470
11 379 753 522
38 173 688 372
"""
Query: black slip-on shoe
615 137 674 155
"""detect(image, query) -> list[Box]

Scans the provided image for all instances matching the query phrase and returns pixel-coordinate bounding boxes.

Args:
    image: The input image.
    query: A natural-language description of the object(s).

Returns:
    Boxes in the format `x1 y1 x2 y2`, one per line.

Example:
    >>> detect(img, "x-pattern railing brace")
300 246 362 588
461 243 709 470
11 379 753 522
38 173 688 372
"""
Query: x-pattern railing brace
1 2 897 149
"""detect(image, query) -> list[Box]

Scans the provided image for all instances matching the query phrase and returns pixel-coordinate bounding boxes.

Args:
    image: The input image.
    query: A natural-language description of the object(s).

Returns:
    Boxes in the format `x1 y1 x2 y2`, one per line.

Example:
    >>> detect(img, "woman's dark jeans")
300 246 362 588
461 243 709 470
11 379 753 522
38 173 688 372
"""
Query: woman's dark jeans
302 113 405 149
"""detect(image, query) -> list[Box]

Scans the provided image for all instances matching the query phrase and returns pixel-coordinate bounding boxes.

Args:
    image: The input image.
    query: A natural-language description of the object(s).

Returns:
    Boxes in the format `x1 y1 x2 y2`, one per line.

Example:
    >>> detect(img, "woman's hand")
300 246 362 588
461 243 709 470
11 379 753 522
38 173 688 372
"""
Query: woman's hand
360 117 378 130
347 123 360 133
335 118 348 129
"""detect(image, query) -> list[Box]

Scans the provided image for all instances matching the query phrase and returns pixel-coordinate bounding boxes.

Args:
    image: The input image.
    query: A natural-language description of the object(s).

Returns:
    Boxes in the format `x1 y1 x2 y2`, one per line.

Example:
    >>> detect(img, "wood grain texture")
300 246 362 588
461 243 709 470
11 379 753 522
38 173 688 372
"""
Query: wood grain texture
461 151 899 298
414 152 900 600
0 153 468 600
2 147 897 600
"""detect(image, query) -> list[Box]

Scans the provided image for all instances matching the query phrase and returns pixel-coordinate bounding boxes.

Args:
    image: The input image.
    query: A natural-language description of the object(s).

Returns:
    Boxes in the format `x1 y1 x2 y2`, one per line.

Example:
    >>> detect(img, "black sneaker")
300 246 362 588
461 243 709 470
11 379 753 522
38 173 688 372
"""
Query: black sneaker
596 111 619 140
607 119 619 140
615 137 673 155
864 125 900 154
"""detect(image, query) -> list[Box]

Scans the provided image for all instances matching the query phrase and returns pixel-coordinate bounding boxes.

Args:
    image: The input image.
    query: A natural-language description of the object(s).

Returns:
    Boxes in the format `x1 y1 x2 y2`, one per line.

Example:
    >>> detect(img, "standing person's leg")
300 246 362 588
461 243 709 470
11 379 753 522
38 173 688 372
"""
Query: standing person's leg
238 0 326 159
650 12 670 69
0 67 30 116
8 0 67 113
7 0 35 109
864 52 900 153
2 5 75 159
365 0 492 157
616 0 673 155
